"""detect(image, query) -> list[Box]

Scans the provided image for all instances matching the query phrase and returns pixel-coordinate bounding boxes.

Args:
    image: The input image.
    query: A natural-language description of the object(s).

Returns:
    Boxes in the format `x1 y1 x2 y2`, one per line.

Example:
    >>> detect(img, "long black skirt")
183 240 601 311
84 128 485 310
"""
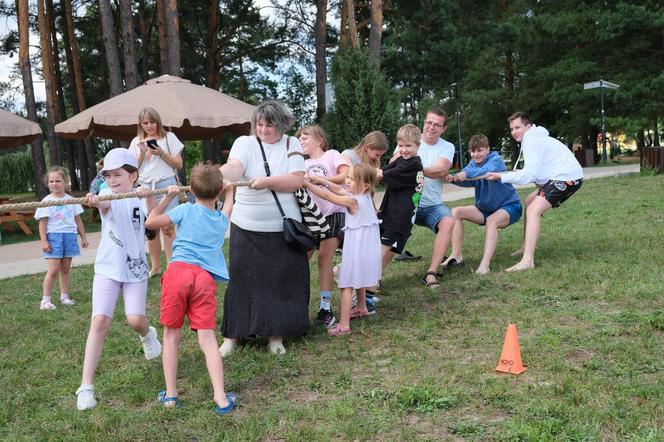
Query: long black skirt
220 223 310 338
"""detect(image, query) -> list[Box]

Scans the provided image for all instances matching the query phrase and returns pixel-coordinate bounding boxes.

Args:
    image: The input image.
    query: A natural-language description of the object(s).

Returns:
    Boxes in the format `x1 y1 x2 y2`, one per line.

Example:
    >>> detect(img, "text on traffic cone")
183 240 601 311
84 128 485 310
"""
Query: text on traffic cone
495 323 527 374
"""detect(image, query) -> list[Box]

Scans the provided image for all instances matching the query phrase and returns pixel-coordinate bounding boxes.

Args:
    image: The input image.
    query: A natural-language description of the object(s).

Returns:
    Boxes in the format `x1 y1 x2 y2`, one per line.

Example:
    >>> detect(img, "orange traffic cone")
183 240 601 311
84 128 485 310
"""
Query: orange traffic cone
495 324 527 374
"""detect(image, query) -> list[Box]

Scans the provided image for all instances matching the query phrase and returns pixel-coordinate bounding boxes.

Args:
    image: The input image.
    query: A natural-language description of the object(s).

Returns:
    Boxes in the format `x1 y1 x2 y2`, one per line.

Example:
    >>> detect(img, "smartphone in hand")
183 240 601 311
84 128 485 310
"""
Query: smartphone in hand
147 139 159 150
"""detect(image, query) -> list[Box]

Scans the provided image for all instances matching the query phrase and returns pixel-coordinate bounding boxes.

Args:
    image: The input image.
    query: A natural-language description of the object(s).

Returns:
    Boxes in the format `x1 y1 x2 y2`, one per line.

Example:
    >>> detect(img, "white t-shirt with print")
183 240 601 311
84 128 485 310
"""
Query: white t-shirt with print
229 135 305 232
94 189 149 282
418 138 455 207
34 194 84 234
128 131 184 183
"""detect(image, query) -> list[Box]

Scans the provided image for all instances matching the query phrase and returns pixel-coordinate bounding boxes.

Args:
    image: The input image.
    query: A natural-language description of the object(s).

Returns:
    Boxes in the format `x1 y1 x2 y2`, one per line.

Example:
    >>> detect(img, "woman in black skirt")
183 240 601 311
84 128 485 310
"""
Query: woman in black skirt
218 100 309 356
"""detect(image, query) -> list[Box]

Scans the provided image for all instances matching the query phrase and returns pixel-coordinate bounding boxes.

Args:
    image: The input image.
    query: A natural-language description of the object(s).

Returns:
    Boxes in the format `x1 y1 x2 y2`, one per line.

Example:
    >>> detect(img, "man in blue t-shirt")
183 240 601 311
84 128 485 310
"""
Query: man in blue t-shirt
413 107 456 288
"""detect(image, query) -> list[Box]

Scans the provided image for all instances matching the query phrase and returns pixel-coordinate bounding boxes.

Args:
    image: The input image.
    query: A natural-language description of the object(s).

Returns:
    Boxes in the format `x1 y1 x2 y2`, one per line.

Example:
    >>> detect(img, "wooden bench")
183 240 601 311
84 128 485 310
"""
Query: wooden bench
0 198 34 236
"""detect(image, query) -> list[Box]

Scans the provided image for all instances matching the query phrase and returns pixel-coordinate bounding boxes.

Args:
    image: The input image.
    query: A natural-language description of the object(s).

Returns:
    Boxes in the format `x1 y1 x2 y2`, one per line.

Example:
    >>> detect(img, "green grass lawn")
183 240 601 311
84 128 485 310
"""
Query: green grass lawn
1 174 662 440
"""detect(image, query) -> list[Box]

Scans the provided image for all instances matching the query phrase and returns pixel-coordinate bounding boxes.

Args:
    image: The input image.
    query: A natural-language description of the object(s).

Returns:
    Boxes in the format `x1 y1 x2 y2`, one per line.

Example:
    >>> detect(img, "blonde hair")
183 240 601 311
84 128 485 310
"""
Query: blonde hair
349 163 377 195
296 125 330 151
353 131 388 167
396 124 421 145
44 166 70 192
137 107 167 139
468 134 490 152
190 163 224 199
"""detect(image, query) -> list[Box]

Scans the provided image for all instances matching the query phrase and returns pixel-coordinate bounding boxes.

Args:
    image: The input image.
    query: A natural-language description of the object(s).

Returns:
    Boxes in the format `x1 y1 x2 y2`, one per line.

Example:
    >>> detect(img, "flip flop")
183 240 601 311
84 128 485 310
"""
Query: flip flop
327 325 352 336
213 393 237 415
395 250 422 261
350 307 374 319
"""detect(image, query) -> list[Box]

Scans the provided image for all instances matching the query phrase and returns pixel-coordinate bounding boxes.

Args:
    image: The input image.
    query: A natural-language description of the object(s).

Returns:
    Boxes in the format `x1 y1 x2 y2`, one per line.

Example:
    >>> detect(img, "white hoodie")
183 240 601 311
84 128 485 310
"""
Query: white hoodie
501 125 583 186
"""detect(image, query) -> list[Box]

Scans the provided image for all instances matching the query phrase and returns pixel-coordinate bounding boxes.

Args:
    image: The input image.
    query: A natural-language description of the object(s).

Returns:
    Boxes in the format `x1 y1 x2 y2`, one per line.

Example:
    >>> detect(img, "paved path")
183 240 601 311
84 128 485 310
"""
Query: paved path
0 163 639 279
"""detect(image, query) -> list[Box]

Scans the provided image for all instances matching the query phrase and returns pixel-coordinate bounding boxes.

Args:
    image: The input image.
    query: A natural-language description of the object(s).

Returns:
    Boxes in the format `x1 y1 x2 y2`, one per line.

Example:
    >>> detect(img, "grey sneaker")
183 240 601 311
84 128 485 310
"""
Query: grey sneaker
76 384 97 411
140 326 162 360
315 309 336 328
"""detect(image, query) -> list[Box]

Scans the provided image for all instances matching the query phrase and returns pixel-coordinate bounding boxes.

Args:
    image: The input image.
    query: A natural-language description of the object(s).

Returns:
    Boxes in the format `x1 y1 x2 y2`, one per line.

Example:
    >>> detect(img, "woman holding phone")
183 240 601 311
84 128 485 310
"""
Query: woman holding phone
128 107 184 277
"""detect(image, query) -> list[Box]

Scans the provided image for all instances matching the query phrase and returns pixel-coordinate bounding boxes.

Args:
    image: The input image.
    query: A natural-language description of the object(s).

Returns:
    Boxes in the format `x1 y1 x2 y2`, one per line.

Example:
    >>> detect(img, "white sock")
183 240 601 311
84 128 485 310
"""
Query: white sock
41 295 52 302
60 293 69 300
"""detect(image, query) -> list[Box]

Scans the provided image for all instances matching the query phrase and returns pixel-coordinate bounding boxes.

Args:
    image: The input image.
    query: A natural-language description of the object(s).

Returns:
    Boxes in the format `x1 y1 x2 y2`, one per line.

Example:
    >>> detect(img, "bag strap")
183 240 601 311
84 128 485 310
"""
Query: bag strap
256 136 287 219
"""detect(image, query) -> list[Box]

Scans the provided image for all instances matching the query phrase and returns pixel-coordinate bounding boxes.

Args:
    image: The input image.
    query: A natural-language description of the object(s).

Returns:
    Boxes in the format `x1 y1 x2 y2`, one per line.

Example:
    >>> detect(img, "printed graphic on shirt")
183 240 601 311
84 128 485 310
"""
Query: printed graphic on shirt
306 162 330 177
127 255 149 279
411 171 425 223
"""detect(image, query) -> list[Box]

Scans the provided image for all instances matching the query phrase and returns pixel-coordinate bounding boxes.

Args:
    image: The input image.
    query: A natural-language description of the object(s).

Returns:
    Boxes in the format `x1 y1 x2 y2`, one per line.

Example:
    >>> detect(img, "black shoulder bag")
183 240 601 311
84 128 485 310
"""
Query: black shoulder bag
256 136 316 253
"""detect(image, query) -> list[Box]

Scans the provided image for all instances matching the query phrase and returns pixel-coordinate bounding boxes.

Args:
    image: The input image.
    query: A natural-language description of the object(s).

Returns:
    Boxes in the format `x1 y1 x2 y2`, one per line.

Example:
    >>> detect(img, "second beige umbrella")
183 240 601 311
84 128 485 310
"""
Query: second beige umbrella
55 75 255 141
0 108 41 149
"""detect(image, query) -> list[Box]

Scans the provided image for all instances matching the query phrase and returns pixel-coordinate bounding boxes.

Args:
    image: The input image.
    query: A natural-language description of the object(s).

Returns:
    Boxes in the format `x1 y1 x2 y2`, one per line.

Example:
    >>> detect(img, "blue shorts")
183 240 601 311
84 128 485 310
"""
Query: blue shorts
479 202 522 226
44 232 80 259
414 204 453 233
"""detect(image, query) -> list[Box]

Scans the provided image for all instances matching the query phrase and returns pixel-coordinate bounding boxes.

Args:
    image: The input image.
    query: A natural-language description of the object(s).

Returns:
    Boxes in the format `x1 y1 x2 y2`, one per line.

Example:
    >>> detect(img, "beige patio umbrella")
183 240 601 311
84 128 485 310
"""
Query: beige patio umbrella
0 108 42 149
55 75 255 141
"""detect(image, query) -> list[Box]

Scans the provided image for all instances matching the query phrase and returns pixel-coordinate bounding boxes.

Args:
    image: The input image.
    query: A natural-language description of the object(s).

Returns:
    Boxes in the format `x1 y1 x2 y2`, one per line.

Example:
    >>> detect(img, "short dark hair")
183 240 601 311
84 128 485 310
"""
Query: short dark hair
508 111 531 125
190 163 223 199
468 134 489 152
426 106 448 121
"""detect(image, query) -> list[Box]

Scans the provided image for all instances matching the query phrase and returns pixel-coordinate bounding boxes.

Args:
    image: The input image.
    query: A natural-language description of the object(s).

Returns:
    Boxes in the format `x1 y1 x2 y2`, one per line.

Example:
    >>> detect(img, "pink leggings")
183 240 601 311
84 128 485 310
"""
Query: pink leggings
92 274 148 318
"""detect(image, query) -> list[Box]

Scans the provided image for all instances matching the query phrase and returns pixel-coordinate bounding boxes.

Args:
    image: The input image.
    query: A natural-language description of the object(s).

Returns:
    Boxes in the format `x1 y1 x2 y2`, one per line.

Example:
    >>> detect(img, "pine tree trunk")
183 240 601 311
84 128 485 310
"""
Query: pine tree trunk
63 0 95 186
156 0 169 74
203 0 220 163
315 0 327 121
137 0 154 82
37 0 61 166
368 0 383 67
17 0 48 197
165 0 181 76
119 0 139 90
98 0 124 96
346 0 359 49
60 0 89 190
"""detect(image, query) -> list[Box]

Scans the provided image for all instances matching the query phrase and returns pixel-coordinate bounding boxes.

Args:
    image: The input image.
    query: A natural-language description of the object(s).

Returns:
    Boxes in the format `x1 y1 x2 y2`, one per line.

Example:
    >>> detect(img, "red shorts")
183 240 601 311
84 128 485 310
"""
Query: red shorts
160 262 218 330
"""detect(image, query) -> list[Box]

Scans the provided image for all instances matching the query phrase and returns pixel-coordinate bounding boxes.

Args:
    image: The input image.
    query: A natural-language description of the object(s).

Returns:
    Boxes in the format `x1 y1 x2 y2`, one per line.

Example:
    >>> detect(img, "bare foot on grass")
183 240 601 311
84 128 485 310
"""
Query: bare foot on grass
475 267 490 275
505 261 534 272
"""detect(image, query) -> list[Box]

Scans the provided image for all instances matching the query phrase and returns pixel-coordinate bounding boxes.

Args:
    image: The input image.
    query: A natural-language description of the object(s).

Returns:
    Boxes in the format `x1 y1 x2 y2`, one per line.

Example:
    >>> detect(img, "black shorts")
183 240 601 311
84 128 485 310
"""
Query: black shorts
538 179 583 208
320 212 345 242
379 228 409 254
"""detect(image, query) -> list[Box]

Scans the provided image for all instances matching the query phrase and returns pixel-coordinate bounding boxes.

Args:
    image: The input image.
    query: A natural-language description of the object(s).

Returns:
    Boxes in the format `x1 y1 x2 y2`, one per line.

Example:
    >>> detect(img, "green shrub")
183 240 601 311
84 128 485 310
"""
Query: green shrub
0 147 35 193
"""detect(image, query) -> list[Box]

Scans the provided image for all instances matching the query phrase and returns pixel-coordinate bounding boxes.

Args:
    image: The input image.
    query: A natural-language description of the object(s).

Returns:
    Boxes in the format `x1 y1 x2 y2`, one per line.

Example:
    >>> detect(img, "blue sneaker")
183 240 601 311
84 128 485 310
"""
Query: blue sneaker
365 297 377 315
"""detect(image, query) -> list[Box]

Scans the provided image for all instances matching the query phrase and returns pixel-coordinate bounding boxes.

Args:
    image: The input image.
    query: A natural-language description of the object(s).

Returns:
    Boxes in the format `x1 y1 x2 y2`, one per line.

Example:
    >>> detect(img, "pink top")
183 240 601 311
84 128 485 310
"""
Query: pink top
304 150 350 216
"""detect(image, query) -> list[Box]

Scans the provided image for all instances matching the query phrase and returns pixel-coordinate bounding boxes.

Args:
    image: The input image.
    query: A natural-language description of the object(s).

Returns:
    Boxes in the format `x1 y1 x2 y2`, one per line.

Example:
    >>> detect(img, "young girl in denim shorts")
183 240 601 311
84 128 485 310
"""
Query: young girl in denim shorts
35 166 89 310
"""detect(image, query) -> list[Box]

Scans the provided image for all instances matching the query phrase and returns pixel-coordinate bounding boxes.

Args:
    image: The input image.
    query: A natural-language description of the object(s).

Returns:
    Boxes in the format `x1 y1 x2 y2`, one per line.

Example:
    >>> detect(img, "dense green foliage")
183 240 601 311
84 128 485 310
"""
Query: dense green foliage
324 48 401 151
0 148 34 193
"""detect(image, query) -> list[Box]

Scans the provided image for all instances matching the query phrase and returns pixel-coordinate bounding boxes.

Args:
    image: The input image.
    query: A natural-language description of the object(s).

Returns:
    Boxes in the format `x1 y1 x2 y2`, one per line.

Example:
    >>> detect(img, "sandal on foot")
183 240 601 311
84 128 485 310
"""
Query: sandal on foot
441 257 464 268
40 299 56 310
213 393 237 415
420 271 443 288
157 390 181 408
327 325 352 336
350 307 372 319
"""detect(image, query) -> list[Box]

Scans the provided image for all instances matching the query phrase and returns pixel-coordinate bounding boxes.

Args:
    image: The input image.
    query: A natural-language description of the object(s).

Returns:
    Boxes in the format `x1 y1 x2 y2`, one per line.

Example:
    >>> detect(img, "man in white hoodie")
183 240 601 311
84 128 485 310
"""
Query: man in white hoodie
485 112 583 272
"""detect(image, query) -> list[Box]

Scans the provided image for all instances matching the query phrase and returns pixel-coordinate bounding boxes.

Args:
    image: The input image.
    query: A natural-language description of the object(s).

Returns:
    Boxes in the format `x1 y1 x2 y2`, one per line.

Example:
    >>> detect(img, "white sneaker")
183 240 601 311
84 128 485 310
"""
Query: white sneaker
40 299 56 310
61 297 76 306
219 340 238 358
140 326 162 360
268 339 286 356
76 384 97 411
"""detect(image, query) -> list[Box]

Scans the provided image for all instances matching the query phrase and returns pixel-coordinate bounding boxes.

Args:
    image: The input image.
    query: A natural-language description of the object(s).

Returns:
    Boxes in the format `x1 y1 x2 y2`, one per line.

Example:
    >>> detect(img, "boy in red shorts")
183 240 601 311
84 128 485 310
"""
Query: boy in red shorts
145 163 236 414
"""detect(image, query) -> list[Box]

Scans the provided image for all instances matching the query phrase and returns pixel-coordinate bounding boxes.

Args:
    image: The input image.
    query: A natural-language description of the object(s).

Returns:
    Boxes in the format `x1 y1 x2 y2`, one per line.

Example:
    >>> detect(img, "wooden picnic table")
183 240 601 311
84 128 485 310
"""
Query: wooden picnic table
0 197 34 236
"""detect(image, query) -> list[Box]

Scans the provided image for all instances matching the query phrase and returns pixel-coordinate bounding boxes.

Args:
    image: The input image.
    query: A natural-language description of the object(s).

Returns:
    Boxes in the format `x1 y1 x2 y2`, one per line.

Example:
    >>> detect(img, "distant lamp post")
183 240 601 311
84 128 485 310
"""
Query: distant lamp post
583 79 620 163
449 82 464 169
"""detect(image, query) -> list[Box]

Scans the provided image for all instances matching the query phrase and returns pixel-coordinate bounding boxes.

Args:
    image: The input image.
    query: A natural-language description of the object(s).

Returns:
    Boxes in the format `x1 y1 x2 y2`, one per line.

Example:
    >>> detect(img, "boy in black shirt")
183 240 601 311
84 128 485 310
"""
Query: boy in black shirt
377 124 424 273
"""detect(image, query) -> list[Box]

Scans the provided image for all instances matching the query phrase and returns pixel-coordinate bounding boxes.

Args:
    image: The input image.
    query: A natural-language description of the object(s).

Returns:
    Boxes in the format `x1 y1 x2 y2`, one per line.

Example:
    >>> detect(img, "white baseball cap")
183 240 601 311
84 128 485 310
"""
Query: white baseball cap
101 148 138 172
